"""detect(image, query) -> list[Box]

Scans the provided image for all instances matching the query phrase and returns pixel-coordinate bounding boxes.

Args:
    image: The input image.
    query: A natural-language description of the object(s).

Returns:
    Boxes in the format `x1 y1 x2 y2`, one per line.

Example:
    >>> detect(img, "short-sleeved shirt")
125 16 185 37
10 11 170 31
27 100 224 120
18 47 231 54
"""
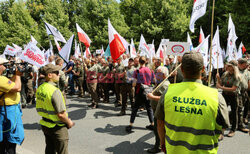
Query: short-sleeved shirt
155 79 230 128
221 72 240 88
239 69 250 91
0 76 20 106
150 80 170 112
133 66 154 85
48 81 66 113
126 66 135 84
66 61 74 74
58 70 66 92
87 64 99 79
114 63 125 83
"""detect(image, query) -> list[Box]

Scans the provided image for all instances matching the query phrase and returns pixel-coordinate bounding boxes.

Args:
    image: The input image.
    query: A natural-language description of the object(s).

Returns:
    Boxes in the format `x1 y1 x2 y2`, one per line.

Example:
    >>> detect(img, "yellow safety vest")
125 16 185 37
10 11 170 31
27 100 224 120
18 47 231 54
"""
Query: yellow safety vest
36 82 67 128
164 82 221 154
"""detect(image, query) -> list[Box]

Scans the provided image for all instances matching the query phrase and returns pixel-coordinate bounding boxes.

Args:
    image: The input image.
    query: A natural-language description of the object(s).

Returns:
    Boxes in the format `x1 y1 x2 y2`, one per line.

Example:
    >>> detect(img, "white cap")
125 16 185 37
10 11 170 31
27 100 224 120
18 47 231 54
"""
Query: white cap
0 57 8 64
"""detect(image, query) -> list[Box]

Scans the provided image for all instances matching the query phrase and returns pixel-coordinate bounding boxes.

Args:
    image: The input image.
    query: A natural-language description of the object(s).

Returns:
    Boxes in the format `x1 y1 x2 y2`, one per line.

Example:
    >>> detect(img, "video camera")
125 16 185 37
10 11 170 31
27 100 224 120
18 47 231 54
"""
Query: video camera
3 61 33 77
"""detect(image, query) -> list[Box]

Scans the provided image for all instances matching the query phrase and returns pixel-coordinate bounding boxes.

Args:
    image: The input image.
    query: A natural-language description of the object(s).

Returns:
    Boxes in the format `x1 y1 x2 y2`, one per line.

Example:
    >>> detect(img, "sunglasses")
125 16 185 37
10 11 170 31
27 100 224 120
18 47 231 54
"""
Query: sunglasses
52 71 59 75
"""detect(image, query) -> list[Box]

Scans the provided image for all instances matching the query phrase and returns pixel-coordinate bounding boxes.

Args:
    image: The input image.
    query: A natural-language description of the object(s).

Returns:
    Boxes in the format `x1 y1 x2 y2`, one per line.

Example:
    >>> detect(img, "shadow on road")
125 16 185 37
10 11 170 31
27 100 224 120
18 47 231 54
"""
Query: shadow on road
95 124 149 136
105 131 154 154
23 122 41 130
68 108 87 120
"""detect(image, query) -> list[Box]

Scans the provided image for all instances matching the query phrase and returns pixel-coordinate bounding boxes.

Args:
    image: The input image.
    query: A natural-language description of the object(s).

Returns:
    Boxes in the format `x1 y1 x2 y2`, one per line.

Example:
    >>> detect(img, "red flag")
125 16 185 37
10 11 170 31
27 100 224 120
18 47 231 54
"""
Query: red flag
76 23 92 48
108 19 129 61
242 45 246 54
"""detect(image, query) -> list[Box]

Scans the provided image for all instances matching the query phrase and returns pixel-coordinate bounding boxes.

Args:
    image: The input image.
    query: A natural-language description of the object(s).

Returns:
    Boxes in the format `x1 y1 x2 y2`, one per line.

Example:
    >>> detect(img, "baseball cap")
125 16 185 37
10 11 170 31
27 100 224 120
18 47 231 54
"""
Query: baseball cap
41 64 61 75
0 57 8 65
182 51 204 72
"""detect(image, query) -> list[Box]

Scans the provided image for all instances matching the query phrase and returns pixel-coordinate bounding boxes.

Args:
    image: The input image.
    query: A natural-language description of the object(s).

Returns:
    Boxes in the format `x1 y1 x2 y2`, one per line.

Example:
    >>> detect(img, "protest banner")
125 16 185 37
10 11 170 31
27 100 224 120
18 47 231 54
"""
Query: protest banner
3 45 16 56
19 42 45 68
166 42 189 56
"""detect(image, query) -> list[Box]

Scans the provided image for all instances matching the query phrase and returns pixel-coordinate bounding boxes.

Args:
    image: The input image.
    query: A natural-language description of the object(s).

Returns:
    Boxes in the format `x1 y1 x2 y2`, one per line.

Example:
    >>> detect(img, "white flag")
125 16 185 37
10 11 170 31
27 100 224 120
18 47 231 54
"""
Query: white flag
49 41 54 56
74 40 81 59
237 42 243 60
226 14 238 61
130 39 137 58
45 22 67 43
30 35 38 45
211 26 224 69
3 45 16 56
187 32 193 51
19 42 45 68
59 35 74 63
12 43 22 51
139 34 150 58
148 41 155 58
194 35 210 67
189 0 208 33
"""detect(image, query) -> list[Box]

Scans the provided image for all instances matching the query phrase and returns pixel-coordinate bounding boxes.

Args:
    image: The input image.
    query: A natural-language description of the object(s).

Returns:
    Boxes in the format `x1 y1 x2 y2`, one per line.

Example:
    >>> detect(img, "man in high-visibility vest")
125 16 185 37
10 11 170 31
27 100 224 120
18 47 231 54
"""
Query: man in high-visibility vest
36 64 74 154
155 51 230 154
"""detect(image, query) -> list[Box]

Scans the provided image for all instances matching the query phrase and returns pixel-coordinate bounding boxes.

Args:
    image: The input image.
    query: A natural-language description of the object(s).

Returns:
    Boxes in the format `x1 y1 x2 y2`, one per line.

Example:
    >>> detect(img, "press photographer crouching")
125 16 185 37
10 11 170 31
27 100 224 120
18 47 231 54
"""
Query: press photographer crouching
0 57 24 154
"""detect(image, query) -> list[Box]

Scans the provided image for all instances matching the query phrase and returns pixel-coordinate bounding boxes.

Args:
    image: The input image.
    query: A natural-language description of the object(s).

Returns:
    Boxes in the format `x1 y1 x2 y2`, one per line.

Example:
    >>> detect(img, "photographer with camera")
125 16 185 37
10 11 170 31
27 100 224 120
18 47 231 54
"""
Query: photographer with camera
0 57 25 154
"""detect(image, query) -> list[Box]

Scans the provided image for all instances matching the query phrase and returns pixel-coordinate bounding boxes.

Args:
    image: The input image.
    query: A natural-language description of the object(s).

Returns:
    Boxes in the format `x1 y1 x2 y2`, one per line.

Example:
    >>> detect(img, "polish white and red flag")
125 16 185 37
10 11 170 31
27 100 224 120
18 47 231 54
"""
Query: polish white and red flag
189 0 208 33
130 38 137 58
76 23 92 48
101 45 104 56
108 19 129 61
84 47 91 58
156 43 164 60
199 26 205 44
54 37 61 52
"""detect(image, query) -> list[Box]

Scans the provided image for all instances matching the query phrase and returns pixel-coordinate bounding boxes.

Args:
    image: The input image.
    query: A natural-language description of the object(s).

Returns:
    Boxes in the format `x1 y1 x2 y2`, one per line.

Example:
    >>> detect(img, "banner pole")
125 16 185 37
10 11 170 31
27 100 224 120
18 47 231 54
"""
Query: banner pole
208 0 216 86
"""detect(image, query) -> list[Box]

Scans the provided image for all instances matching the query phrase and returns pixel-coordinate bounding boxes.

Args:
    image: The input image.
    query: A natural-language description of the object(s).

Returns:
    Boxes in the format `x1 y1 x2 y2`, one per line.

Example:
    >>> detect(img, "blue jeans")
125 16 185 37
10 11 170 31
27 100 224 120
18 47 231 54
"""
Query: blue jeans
68 74 75 94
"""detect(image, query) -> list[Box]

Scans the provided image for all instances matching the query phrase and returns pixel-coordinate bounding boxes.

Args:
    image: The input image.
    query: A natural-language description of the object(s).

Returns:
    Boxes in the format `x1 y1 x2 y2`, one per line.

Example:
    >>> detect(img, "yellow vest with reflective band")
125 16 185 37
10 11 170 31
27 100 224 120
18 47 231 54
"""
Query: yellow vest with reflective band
164 82 221 154
36 82 67 128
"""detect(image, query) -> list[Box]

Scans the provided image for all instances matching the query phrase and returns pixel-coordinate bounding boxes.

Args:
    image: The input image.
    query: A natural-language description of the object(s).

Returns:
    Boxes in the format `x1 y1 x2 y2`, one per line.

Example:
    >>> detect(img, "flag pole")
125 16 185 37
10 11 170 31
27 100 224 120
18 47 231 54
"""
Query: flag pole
208 0 216 86
152 63 182 94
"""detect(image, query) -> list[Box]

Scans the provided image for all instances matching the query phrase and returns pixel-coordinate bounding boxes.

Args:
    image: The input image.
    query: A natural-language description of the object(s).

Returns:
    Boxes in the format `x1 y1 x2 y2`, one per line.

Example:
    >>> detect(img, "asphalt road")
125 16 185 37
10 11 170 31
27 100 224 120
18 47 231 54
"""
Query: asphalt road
17 95 250 154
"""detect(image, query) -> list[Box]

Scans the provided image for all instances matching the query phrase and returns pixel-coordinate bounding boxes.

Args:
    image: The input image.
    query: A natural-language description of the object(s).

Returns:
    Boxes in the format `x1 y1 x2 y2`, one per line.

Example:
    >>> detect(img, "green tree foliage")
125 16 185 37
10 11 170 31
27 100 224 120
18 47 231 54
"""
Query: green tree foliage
76 0 129 51
0 0 39 52
0 0 249 53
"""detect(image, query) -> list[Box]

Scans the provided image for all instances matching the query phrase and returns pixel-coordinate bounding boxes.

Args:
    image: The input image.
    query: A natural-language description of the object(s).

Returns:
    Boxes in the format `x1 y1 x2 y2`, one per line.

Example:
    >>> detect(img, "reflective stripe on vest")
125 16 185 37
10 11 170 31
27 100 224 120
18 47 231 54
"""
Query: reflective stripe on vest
36 82 66 128
164 82 221 154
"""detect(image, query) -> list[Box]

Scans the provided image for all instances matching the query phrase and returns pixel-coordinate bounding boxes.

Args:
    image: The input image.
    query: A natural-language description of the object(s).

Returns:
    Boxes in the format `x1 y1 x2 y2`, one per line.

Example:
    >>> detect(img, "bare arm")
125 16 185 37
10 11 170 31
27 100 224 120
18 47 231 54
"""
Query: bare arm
147 93 161 101
157 120 165 150
57 111 75 129
9 72 22 92
64 66 72 73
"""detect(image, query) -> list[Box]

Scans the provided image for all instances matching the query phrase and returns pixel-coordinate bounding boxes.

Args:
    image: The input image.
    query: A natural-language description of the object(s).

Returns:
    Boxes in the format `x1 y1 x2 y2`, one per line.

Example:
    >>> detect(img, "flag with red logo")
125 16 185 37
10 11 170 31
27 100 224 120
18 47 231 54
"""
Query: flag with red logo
54 37 61 52
211 26 224 69
226 14 238 61
139 34 150 58
3 45 16 56
108 19 129 61
19 42 45 68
